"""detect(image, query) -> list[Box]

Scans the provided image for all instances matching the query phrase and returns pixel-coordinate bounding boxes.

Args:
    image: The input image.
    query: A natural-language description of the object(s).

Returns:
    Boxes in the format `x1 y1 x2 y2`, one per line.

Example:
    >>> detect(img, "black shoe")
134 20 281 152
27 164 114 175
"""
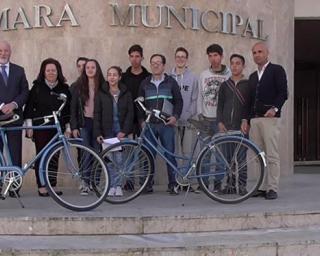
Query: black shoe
142 186 153 194
182 186 195 192
38 191 50 197
239 187 248 196
124 181 134 191
169 186 179 195
221 186 236 194
54 191 63 196
9 190 20 198
252 190 266 198
265 190 278 200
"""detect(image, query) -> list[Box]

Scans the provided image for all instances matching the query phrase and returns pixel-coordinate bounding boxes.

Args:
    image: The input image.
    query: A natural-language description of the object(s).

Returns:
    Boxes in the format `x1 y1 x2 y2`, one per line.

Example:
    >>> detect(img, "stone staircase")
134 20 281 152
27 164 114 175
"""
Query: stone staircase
0 210 320 255
1 174 320 255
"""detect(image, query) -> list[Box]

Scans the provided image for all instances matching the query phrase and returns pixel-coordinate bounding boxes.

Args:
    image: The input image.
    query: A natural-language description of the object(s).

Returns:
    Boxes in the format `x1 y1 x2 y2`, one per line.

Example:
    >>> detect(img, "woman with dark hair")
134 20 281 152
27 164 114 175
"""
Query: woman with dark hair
70 59 105 196
94 66 134 197
24 58 71 197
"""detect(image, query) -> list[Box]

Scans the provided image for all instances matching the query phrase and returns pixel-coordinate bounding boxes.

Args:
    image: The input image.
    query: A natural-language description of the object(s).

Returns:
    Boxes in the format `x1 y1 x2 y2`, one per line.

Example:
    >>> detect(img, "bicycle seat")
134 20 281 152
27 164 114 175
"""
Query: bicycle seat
187 118 211 133
0 114 20 126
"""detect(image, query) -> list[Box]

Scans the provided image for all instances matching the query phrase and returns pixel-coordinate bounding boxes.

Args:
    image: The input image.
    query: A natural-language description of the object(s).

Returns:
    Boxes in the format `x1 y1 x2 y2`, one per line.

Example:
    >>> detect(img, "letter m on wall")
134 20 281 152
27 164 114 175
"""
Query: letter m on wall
110 3 138 27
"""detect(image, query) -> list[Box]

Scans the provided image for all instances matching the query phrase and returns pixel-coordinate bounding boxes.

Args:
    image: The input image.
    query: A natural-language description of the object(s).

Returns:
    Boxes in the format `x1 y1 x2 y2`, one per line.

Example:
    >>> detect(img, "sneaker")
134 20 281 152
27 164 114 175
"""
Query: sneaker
142 186 153 194
108 187 116 197
80 186 90 196
265 190 278 200
169 186 179 195
115 186 123 197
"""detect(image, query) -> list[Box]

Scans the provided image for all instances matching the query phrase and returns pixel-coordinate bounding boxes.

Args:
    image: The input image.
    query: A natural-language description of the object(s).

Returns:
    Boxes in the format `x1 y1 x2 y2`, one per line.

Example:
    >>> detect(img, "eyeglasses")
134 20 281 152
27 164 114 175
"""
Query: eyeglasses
150 62 163 66
175 55 187 59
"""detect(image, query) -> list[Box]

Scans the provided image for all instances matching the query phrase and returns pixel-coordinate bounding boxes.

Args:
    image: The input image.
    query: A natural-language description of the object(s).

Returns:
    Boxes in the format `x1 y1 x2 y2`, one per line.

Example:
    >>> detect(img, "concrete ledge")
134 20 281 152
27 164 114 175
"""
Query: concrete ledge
0 227 320 256
1 210 320 235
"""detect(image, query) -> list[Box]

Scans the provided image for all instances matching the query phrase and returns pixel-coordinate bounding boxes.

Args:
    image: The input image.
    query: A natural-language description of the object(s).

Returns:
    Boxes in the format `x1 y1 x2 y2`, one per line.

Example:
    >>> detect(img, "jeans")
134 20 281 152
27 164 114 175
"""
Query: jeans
223 134 248 188
199 118 224 185
144 123 177 188
79 117 99 185
107 151 122 187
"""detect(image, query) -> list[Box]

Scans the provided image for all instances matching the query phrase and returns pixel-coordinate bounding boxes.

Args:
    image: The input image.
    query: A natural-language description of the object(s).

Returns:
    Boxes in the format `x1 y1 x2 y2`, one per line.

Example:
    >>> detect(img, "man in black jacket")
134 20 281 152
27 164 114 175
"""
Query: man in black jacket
249 42 288 200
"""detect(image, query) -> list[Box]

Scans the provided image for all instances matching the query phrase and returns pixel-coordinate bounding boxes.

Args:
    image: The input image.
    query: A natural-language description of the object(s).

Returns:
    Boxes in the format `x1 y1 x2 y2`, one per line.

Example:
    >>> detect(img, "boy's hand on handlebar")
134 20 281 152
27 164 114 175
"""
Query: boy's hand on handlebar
97 136 104 144
165 116 177 126
26 129 33 139
117 132 126 140
72 129 80 138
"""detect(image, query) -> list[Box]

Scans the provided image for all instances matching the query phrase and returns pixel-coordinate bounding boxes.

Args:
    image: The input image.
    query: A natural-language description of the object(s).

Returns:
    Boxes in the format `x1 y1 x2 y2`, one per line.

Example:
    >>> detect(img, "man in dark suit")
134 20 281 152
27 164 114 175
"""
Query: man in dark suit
249 42 288 200
0 40 29 196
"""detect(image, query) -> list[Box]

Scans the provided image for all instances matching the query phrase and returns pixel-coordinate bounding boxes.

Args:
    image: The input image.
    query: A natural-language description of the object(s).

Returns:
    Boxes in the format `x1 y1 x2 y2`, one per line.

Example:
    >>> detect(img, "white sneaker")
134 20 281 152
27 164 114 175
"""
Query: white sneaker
115 186 123 197
80 186 90 196
108 187 116 197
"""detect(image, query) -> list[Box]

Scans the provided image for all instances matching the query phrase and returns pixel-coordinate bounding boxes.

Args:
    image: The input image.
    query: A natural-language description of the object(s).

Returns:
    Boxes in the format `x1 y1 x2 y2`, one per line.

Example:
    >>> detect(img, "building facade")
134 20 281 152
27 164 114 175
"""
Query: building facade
0 0 294 186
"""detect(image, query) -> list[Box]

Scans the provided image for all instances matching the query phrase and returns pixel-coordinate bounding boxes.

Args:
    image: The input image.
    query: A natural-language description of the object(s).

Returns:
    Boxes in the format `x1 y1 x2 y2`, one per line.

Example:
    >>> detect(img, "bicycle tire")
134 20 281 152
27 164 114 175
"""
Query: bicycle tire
43 140 109 211
196 136 265 204
99 140 154 204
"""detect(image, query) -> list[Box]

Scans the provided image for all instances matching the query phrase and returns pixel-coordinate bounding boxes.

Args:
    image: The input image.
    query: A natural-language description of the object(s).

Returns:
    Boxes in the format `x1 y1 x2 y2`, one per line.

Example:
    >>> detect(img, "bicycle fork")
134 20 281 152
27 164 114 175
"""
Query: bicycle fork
1 173 25 208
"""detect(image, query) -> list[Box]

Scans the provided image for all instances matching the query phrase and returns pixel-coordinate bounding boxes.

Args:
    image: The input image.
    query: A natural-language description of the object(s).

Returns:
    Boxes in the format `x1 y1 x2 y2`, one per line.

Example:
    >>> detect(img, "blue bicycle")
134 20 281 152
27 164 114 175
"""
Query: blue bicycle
100 97 266 204
0 93 109 211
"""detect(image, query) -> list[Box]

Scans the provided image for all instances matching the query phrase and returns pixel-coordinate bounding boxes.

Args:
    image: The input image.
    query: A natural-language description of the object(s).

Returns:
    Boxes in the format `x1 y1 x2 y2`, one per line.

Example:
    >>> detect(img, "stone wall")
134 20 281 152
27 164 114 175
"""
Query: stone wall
0 0 294 188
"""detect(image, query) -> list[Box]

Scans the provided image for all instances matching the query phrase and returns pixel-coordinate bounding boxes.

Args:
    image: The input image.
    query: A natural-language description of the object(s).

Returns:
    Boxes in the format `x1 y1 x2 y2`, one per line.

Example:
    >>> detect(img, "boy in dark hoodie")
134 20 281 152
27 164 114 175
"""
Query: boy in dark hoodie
121 44 150 137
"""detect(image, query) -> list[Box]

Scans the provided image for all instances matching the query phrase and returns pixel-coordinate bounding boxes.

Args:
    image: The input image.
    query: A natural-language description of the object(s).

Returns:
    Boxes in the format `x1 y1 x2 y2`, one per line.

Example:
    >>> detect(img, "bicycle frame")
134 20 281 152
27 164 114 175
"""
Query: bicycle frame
0 101 79 187
127 121 209 181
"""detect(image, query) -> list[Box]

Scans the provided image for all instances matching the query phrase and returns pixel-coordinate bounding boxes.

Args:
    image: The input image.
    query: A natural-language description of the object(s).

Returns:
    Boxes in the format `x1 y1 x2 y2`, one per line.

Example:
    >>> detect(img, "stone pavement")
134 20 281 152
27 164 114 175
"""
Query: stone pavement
0 173 320 255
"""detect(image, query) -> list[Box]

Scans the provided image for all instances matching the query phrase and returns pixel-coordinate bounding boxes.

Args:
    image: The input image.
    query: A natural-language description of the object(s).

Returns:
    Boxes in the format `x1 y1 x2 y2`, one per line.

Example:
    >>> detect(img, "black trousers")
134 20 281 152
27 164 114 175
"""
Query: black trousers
33 130 59 188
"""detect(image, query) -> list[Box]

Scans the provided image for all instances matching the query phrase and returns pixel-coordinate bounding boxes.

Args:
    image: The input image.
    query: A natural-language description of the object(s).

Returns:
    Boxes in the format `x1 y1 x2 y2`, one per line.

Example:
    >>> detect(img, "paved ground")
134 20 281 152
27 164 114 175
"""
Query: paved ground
0 173 319 218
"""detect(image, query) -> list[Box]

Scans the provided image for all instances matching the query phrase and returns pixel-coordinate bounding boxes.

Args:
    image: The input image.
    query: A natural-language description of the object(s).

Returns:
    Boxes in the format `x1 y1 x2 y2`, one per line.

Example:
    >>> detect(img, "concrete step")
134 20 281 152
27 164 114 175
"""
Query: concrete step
0 226 320 256
1 210 320 235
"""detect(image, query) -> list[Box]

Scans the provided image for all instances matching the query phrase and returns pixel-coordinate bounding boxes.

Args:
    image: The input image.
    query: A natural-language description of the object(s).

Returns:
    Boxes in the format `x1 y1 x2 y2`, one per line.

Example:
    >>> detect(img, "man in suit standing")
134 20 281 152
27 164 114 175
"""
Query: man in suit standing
249 42 288 200
0 40 29 195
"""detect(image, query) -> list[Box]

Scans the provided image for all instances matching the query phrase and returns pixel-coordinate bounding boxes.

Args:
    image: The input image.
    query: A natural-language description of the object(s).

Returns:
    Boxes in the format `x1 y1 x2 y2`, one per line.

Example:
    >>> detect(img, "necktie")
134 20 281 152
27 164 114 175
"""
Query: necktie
1 65 8 85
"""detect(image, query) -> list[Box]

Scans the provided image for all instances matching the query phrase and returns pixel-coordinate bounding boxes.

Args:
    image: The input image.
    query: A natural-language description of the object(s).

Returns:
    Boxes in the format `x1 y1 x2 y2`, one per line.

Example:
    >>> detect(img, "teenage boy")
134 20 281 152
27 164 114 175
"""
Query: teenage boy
122 44 150 137
216 54 251 195
170 47 198 192
197 44 231 192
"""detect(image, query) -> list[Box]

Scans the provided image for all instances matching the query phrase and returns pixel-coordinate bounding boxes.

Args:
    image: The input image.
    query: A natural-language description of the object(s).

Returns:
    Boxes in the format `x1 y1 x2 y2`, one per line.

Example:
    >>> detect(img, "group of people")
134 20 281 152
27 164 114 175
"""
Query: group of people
0 39 288 200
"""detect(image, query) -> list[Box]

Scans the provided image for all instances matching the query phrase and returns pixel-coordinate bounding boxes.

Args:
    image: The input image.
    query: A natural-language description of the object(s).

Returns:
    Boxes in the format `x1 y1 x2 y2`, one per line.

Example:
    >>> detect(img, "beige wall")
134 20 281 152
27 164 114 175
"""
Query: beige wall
0 0 294 187
295 0 320 18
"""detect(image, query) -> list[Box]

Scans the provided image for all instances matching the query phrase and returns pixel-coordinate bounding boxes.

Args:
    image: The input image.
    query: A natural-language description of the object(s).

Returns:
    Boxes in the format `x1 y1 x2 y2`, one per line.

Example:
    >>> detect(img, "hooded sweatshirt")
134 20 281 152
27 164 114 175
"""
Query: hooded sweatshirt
121 66 151 124
197 65 231 118
170 67 198 125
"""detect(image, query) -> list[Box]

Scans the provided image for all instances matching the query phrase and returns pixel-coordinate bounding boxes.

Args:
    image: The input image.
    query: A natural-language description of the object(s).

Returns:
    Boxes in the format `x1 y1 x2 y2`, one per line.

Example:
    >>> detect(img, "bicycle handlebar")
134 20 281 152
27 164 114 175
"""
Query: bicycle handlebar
134 97 168 124
32 92 67 123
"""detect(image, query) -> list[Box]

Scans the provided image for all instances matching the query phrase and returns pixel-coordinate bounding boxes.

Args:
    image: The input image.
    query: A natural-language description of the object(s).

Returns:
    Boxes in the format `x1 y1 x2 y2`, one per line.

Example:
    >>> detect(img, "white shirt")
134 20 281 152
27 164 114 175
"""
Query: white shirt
257 61 270 81
151 75 165 89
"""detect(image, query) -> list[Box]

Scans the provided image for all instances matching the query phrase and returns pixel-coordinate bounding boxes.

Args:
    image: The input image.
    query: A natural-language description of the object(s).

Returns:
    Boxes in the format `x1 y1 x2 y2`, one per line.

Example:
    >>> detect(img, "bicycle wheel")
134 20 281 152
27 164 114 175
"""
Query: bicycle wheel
196 136 265 204
99 141 154 204
43 140 109 211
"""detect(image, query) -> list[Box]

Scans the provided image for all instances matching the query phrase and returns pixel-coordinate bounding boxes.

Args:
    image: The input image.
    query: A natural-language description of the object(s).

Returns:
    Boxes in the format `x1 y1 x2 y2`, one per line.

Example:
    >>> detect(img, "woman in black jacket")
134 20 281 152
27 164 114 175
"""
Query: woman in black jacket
70 59 105 196
24 58 71 197
93 66 134 196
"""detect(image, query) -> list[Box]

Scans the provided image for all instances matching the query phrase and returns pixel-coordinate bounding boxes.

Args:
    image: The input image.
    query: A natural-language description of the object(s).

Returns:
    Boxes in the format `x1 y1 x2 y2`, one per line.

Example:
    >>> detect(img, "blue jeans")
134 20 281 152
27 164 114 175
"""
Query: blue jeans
144 123 177 188
223 134 248 188
107 151 122 187
199 118 224 185
79 117 99 185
